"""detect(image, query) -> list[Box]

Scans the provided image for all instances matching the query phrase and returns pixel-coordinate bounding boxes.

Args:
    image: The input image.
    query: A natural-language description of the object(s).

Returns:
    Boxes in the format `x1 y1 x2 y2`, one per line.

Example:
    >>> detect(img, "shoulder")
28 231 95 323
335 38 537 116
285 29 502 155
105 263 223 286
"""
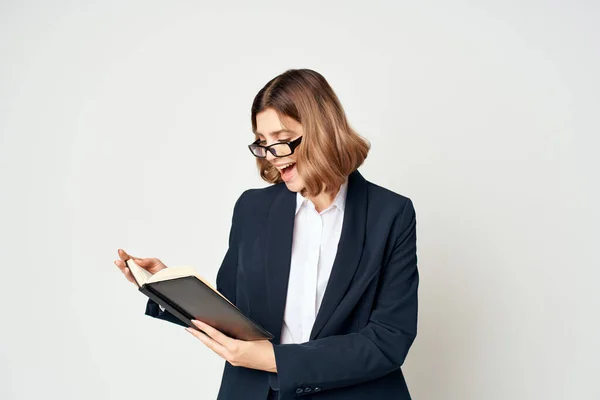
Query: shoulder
235 183 286 208
364 179 415 219
229 183 288 220
363 179 417 248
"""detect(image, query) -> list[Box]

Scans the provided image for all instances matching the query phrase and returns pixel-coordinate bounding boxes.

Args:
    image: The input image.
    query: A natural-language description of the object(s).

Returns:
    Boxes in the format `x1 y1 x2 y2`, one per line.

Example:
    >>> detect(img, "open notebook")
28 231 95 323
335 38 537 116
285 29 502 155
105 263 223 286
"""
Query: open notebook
126 259 273 341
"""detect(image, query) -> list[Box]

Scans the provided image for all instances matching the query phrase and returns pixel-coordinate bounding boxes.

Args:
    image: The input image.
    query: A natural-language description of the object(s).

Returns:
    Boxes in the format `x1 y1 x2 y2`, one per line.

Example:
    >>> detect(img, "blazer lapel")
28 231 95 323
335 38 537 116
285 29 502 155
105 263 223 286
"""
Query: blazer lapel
264 185 296 344
310 170 368 340
263 170 368 343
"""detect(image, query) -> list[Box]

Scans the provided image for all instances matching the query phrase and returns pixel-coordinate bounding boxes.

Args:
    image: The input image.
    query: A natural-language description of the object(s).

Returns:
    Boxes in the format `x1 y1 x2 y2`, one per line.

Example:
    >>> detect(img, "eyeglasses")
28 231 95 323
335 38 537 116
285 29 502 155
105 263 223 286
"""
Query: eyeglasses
248 136 303 158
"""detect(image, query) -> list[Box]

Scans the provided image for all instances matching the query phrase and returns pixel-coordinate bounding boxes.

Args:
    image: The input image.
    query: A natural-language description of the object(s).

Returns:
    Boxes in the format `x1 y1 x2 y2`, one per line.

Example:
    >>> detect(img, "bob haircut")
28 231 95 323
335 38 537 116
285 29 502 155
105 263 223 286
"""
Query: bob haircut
251 69 370 198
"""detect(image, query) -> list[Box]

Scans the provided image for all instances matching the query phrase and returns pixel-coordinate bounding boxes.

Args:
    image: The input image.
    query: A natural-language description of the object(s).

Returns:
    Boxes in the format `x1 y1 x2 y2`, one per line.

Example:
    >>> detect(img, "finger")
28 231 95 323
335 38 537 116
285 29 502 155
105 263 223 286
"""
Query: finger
117 248 133 261
114 260 128 272
132 258 155 271
133 258 148 266
191 320 233 346
115 261 136 283
122 268 137 284
185 327 227 355
115 259 137 277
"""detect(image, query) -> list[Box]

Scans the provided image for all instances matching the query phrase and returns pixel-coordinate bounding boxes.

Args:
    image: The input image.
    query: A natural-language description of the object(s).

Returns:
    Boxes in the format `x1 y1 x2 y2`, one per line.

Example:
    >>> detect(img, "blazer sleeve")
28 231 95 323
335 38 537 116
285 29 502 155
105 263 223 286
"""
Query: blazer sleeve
273 198 418 398
145 191 245 326
216 190 246 303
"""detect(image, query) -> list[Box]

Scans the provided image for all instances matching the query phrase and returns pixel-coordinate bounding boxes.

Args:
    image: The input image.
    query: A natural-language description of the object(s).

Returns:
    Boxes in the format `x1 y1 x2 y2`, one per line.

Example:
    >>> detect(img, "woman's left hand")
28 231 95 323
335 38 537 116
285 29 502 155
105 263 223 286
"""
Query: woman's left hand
186 320 277 373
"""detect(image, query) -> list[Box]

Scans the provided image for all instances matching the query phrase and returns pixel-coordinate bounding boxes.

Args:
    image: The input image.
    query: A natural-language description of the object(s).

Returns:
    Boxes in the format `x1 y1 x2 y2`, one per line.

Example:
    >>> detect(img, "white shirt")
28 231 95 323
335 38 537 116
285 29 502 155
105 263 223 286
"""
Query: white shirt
280 179 348 344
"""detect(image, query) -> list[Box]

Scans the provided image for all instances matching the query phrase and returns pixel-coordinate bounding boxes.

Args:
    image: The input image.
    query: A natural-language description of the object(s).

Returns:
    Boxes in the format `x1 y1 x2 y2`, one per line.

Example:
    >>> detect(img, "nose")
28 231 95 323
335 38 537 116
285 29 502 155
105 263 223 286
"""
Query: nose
265 150 276 162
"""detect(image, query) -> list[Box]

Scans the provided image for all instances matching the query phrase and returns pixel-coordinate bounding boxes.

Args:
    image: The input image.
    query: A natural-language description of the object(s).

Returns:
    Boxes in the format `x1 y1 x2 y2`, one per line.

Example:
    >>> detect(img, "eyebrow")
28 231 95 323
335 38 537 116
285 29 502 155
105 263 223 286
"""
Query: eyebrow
255 129 296 138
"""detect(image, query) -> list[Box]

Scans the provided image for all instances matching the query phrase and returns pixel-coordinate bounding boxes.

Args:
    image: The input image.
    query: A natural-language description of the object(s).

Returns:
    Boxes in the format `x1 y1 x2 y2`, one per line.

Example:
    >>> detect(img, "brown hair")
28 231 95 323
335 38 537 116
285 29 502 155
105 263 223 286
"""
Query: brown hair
251 69 370 197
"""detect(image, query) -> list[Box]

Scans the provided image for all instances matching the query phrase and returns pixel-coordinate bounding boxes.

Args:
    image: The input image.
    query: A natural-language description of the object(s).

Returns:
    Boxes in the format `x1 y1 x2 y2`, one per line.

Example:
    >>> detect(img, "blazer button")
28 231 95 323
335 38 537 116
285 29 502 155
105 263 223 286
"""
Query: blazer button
314 387 321 392
304 387 313 393
296 388 304 394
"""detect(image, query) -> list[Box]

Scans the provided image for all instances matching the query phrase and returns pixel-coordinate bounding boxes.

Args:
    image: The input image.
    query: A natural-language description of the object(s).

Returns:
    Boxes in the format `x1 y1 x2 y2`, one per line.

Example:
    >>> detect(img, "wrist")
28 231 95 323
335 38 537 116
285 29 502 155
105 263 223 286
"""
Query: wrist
267 342 277 373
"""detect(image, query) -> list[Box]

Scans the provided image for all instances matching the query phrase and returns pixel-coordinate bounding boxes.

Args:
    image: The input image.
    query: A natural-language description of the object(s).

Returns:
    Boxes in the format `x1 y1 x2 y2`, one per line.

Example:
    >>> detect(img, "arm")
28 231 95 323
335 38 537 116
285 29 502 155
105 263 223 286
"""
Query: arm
273 199 418 397
145 192 245 326
215 190 246 303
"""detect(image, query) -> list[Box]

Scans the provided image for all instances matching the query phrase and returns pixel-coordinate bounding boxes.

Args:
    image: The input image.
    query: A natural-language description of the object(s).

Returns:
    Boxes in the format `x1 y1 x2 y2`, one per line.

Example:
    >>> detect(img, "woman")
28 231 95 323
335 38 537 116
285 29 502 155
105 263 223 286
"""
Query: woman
114 69 418 400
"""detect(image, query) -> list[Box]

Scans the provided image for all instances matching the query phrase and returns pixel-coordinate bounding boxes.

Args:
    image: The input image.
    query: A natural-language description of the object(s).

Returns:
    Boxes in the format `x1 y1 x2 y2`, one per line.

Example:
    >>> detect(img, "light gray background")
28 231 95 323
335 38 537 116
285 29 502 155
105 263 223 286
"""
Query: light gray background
1 1 598 399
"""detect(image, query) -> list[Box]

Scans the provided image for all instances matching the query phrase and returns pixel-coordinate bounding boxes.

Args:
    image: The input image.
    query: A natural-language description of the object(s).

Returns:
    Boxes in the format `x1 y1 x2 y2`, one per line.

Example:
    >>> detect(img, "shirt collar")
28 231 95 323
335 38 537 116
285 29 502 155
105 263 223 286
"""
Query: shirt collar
295 177 349 215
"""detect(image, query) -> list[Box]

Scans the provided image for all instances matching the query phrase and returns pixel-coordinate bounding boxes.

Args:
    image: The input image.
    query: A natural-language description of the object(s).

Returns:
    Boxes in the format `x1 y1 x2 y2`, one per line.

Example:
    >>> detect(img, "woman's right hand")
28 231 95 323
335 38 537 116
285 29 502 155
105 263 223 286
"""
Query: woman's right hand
114 248 168 286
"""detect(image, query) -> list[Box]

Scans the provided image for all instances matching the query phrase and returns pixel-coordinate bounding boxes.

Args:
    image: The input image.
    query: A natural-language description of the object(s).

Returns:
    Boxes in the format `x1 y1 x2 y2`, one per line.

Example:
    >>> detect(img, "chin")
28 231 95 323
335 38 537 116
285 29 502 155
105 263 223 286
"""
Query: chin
283 178 304 193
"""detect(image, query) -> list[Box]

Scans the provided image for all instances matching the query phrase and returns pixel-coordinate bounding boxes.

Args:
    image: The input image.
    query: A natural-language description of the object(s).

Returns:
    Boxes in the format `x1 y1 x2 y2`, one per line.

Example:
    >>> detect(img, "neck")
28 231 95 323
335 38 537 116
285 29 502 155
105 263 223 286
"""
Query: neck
305 185 342 213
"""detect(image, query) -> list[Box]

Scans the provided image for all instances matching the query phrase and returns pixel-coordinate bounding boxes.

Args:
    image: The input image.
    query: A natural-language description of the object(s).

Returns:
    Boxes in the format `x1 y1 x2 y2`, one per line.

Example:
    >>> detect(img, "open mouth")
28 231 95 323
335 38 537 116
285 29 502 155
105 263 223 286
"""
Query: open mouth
279 162 296 181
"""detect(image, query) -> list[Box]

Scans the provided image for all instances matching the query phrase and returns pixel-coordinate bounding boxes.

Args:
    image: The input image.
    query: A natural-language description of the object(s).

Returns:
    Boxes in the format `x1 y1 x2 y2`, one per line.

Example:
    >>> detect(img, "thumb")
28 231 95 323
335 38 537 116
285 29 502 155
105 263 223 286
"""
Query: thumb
129 258 146 270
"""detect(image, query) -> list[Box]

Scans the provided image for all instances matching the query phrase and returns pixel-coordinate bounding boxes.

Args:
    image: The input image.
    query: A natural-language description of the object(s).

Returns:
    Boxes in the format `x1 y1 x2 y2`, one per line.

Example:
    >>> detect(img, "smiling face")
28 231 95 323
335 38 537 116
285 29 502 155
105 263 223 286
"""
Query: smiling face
254 107 306 193
250 69 370 198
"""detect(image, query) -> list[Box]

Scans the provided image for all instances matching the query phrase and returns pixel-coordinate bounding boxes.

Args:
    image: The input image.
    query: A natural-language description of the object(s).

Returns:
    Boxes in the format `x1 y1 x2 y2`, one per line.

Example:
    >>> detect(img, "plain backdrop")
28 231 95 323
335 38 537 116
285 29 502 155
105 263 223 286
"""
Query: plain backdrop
1 1 598 399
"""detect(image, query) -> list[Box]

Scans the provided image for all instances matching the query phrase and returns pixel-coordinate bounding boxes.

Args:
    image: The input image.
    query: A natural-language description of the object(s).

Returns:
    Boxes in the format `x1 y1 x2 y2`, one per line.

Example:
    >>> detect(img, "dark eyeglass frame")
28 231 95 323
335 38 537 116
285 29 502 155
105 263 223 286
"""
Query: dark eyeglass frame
248 136 303 158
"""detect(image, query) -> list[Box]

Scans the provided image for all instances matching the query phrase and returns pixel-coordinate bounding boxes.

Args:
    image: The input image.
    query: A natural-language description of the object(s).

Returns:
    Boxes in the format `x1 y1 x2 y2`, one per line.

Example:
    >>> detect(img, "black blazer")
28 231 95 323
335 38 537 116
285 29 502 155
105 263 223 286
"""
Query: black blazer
146 170 418 400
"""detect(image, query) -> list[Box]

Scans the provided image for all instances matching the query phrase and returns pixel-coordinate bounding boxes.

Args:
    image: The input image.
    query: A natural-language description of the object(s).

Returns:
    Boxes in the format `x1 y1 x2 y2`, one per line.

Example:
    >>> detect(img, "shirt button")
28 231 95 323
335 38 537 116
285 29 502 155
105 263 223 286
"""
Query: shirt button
304 387 313 393
314 387 321 392
296 388 304 394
